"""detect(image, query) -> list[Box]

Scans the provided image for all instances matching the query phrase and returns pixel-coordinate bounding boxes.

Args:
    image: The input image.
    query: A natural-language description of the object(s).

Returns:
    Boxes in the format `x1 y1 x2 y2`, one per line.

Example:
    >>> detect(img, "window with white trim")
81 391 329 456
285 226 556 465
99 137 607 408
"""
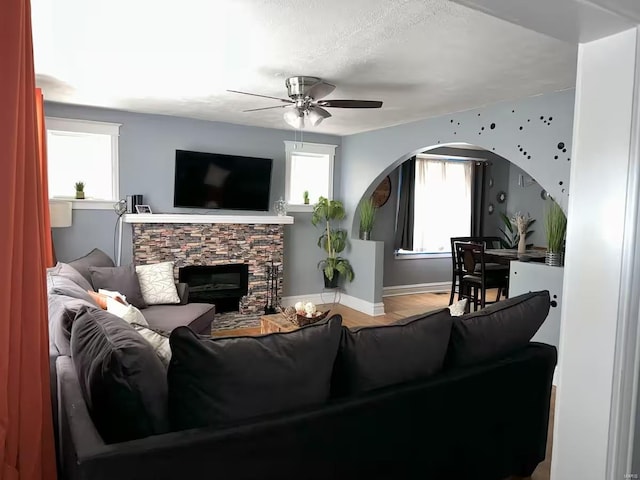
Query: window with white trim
284 141 336 211
46 117 120 205
397 156 472 256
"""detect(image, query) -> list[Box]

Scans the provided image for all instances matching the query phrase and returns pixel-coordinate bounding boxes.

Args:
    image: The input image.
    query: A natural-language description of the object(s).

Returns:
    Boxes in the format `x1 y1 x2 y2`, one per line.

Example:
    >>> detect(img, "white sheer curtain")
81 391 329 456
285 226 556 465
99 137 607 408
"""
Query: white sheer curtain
412 158 472 253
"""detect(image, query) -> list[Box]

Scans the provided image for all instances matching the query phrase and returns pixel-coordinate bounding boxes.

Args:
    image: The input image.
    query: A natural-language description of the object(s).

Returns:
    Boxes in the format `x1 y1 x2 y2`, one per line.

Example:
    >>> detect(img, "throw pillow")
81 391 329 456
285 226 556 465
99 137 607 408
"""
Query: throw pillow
135 262 180 305
106 297 172 366
88 264 147 309
47 262 94 292
68 248 115 287
47 270 97 305
71 307 169 444
446 290 551 368
48 294 99 356
448 298 468 317
168 315 343 431
332 308 453 396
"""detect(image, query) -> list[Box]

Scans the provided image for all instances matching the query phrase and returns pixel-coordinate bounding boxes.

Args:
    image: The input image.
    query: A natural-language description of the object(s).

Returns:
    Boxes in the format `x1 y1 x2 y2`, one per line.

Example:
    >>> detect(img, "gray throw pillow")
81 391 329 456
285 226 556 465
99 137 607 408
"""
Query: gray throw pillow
71 308 169 443
68 248 115 287
333 308 453 395
88 264 147 309
47 271 97 304
48 294 99 355
47 262 94 292
447 290 551 367
168 315 343 431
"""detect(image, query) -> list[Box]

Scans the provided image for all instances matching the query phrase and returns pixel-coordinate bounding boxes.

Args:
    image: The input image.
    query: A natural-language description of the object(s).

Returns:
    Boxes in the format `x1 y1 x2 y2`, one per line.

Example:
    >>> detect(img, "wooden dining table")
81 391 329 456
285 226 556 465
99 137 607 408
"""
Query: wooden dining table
484 248 547 265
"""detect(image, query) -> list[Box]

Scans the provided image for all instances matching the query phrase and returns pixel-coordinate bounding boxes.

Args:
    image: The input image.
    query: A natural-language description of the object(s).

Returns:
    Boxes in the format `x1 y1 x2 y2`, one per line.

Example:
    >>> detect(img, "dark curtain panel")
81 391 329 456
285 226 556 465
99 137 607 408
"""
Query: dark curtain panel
471 162 487 237
394 157 416 251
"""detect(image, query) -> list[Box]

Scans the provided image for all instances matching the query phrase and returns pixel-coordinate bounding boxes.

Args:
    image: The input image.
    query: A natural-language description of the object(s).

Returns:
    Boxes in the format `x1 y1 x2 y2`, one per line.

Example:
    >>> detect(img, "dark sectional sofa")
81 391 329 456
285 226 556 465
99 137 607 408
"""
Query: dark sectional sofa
51 278 557 480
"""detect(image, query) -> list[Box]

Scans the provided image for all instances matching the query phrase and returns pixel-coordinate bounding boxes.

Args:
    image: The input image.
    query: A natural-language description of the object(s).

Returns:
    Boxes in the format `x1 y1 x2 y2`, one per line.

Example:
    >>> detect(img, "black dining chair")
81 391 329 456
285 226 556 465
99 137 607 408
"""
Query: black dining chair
454 241 510 311
449 236 509 305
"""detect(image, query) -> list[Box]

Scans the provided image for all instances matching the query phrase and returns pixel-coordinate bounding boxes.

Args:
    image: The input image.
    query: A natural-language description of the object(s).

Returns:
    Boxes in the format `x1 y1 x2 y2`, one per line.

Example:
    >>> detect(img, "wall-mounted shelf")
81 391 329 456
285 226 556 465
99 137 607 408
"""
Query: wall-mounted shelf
123 213 294 225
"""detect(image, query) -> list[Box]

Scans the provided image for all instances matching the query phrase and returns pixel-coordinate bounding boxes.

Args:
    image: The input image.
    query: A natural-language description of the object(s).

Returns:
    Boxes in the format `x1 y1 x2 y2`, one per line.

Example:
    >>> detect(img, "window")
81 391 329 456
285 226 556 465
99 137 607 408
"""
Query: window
46 117 121 208
284 141 336 211
398 155 472 257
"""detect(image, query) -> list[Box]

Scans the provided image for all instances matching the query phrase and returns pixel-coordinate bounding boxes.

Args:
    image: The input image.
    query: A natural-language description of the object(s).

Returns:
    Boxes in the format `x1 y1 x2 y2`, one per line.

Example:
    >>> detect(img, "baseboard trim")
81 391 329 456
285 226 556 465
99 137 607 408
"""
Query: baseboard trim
383 281 451 297
339 293 385 316
282 292 385 317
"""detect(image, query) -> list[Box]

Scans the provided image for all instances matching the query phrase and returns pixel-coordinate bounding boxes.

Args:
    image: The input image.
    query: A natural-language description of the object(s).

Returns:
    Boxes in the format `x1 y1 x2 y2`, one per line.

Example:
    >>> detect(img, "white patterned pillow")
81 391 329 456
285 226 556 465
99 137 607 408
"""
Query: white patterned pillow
106 297 172 366
448 298 468 317
135 262 180 305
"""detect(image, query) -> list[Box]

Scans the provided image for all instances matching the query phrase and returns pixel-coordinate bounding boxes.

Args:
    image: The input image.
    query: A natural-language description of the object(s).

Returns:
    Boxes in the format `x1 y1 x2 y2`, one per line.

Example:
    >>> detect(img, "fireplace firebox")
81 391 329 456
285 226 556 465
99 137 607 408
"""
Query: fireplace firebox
179 264 249 313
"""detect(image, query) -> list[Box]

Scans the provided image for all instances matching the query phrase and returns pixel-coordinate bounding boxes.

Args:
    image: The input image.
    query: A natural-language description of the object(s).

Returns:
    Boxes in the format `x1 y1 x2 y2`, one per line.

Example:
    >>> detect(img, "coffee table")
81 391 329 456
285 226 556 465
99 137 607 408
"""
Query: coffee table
260 313 301 334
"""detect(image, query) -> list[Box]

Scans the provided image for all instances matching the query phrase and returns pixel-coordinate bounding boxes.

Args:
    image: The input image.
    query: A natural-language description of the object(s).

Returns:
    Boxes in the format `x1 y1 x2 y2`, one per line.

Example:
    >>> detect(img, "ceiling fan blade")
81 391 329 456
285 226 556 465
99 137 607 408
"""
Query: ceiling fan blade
317 100 383 109
227 90 293 104
306 81 336 100
243 105 291 112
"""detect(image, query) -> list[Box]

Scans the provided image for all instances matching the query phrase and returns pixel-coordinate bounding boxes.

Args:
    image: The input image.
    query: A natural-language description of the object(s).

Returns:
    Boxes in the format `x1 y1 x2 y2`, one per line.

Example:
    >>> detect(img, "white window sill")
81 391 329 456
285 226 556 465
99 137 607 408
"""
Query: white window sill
395 251 452 260
286 204 313 213
51 198 117 210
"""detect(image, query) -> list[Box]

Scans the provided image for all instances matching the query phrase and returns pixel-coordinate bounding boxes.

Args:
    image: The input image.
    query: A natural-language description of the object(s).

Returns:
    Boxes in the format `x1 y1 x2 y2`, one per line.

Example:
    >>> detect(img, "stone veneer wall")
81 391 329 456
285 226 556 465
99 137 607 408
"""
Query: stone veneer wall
132 223 284 315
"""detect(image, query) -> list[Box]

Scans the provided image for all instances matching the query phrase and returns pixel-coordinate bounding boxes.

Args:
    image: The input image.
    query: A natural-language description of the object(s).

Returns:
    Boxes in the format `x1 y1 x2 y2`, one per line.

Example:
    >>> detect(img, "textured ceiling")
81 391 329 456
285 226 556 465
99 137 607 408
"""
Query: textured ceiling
32 0 578 136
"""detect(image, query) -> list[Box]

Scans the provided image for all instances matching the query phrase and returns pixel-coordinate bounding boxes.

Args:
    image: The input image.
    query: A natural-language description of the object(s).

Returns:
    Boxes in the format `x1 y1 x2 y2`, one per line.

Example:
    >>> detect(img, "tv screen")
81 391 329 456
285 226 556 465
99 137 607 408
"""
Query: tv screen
173 150 273 211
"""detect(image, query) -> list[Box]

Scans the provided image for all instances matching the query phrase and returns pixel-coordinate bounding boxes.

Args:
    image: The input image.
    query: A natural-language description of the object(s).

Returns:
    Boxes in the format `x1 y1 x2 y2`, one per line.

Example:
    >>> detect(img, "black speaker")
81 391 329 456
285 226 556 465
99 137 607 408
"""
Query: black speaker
126 194 144 213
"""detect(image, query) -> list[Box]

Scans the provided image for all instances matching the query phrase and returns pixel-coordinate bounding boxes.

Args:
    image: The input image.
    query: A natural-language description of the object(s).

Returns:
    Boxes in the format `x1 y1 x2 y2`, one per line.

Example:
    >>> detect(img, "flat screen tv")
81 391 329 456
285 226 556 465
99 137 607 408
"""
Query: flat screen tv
173 150 273 211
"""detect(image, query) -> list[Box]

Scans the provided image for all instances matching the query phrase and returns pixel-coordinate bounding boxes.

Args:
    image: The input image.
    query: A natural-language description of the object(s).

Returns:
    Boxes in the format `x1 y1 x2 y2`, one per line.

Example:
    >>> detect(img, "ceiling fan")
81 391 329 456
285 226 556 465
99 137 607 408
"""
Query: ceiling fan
228 76 383 129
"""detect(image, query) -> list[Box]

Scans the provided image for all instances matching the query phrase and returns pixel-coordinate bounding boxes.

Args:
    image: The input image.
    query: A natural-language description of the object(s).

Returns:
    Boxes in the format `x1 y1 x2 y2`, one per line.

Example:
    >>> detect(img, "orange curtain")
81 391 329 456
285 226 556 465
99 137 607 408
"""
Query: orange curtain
0 0 58 478
36 88 55 268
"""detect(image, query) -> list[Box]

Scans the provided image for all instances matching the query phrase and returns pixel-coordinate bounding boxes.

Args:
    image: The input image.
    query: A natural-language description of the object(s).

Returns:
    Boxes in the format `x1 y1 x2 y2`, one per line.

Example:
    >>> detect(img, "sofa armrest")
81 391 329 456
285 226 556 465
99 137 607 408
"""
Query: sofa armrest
175 283 189 305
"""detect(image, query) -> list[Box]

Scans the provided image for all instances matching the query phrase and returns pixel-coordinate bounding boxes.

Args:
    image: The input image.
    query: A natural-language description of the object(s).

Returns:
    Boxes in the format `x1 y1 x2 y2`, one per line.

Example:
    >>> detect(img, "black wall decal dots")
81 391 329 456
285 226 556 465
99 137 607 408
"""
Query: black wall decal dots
557 142 565 149
490 123 496 129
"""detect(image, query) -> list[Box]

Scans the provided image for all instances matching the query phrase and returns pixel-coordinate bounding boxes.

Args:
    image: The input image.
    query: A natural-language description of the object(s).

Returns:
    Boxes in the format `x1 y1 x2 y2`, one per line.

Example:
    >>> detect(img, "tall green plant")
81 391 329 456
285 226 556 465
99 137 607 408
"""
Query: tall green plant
311 197 354 282
358 198 377 235
545 200 567 253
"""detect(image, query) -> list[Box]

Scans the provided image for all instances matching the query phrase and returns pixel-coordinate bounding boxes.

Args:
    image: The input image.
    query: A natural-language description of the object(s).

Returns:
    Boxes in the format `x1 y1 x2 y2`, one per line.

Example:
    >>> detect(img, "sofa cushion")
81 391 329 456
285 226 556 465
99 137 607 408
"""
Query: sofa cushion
333 308 453 395
48 294 98 356
68 248 115 287
135 262 180 305
447 290 551 368
168 315 343 430
47 262 94 292
71 308 169 443
142 303 215 334
88 264 147 309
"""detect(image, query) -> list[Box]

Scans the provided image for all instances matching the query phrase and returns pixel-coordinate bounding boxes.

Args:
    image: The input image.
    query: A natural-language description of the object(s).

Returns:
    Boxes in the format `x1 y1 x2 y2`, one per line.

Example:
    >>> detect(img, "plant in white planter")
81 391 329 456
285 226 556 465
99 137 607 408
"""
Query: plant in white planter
311 196 354 288
75 181 85 199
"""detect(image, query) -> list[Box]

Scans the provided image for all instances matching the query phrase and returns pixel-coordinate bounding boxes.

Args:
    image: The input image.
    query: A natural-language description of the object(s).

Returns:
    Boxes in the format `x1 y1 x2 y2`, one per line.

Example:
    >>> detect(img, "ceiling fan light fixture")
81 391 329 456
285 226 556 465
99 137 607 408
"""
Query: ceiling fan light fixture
284 108 305 129
306 106 331 127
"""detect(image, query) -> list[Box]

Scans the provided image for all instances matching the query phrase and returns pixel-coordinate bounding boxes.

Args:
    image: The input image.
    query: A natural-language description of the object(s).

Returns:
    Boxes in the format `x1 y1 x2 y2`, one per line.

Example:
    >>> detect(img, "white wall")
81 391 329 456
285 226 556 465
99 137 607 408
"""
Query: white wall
551 28 640 480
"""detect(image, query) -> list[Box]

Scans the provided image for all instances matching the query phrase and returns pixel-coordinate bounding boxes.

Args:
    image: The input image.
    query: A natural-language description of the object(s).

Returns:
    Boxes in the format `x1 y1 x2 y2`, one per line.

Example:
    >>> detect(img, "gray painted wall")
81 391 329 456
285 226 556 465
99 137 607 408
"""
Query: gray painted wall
340 89 575 301
46 102 341 297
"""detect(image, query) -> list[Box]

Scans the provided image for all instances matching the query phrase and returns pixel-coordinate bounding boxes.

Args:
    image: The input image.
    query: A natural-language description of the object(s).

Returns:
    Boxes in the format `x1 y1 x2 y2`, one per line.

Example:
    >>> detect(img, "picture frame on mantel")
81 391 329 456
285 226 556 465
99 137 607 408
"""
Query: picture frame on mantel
135 204 152 214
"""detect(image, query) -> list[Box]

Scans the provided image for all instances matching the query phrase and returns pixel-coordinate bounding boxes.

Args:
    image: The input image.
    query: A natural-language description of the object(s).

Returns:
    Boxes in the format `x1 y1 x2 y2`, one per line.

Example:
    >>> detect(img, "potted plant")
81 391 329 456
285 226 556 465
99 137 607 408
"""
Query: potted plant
358 198 376 240
311 196 355 288
544 199 567 266
499 211 535 249
75 181 85 199
303 190 310 205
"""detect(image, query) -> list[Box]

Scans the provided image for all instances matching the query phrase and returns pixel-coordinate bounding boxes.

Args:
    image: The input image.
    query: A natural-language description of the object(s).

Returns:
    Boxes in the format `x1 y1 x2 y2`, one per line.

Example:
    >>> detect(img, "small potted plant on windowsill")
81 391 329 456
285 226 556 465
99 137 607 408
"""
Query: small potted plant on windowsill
303 190 310 205
311 196 355 288
358 197 377 240
75 181 85 199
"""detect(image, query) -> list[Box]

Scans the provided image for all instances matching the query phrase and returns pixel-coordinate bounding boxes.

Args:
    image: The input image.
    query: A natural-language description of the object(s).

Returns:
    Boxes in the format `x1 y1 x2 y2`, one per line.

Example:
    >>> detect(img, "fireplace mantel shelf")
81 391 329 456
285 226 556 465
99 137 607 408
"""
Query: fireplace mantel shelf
123 213 294 225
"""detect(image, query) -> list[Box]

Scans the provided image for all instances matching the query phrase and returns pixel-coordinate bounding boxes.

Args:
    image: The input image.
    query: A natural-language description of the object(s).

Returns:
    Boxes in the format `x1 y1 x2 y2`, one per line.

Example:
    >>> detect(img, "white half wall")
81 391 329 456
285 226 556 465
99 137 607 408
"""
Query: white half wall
551 28 640 480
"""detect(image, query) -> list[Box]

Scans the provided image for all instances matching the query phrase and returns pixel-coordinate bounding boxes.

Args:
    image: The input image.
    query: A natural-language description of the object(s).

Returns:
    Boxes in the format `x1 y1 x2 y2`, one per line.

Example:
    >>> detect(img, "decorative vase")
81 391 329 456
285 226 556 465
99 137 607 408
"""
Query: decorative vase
517 234 526 254
273 197 287 216
545 251 564 267
323 271 340 289
75 191 84 199
360 231 371 241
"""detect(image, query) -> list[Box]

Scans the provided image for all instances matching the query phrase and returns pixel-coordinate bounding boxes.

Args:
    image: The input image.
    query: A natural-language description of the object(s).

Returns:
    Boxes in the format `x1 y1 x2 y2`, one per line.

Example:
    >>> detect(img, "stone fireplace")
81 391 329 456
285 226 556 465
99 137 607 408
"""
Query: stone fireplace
127 214 292 315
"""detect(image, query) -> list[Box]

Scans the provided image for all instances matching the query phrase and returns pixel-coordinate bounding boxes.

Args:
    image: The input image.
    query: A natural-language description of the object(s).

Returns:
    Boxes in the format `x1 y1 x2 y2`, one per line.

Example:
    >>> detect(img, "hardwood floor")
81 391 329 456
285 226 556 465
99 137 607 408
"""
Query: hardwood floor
212 291 554 480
